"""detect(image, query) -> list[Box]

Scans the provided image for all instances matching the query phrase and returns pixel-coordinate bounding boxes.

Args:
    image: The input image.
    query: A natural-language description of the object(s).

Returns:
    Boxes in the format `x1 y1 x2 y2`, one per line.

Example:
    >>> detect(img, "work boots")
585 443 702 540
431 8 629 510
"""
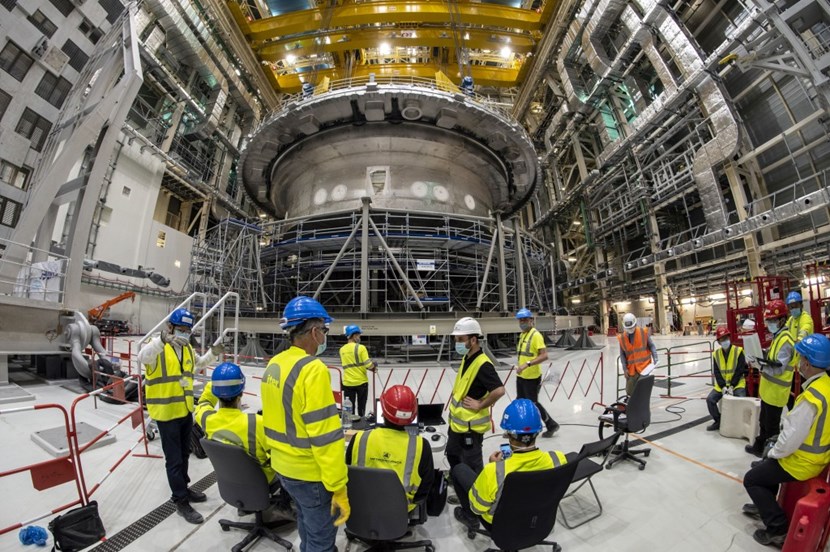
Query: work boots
541 421 560 438
175 500 204 524
187 488 207 503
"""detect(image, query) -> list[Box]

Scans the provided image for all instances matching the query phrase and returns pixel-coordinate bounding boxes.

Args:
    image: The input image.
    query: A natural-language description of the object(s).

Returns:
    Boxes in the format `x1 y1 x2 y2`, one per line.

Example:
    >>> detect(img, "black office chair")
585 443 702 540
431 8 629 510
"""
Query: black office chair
559 432 622 528
345 465 434 552
200 439 292 552
598 374 655 470
474 460 579 552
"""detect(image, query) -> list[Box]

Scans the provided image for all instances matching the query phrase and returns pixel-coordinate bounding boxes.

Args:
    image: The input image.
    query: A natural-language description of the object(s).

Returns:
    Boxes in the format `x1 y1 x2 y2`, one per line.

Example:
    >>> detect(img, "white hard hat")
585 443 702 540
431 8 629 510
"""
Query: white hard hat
623 313 637 329
452 317 483 336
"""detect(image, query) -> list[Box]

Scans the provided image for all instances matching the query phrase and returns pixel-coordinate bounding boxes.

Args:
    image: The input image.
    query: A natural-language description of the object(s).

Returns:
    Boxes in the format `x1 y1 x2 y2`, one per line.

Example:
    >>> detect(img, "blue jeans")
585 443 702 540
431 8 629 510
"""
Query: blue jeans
279 475 338 552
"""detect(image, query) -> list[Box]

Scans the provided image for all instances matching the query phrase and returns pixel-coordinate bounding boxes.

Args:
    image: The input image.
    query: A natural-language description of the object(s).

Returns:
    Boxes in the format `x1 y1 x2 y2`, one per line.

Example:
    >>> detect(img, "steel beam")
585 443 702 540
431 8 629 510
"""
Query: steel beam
496 213 508 312
367 217 424 310
361 198 370 314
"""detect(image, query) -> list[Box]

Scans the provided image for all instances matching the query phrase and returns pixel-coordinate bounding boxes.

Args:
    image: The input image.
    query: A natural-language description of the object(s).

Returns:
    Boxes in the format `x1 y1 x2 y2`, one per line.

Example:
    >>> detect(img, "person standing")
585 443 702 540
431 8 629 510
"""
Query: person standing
339 325 377 418
262 296 349 552
742 334 830 546
346 385 434 512
618 313 658 395
706 327 748 431
514 309 558 437
746 299 797 457
447 317 505 474
137 307 223 524
785 291 813 344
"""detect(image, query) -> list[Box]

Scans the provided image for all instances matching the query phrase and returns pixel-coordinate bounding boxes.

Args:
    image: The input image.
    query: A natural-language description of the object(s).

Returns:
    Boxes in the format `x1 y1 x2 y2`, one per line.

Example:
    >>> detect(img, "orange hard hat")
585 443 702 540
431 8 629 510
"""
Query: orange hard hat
380 385 417 426
764 299 787 320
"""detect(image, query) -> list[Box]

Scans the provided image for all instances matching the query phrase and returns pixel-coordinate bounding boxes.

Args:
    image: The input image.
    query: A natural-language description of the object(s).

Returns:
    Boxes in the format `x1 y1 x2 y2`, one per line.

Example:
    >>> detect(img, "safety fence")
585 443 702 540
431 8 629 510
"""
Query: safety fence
0 372 155 536
616 341 715 399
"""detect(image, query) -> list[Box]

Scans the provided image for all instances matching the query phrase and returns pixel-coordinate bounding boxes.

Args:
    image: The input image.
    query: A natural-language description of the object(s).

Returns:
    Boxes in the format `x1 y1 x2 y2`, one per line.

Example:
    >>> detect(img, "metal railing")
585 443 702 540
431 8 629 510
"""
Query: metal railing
0 236 69 304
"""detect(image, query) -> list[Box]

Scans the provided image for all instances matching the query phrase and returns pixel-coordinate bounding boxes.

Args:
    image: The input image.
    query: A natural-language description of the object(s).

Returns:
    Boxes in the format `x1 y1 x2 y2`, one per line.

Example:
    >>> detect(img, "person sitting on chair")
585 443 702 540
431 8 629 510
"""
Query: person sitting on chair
345 385 434 513
706 326 748 431
196 362 292 521
451 398 568 532
742 334 830 547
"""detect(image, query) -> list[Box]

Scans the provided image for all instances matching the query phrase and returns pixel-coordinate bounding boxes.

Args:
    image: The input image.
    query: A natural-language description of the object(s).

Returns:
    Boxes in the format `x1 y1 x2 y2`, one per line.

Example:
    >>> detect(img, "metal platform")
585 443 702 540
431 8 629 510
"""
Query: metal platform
31 421 116 457
0 383 35 405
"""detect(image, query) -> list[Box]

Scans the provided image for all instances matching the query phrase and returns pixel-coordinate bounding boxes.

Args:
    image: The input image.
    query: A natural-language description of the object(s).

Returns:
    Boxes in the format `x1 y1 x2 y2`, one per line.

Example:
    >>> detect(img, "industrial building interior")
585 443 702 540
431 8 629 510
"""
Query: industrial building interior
0 0 829 549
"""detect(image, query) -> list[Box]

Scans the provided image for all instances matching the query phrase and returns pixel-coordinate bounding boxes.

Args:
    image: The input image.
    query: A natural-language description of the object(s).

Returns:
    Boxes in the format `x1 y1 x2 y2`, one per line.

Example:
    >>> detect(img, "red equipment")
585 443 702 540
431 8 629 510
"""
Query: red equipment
778 469 830 552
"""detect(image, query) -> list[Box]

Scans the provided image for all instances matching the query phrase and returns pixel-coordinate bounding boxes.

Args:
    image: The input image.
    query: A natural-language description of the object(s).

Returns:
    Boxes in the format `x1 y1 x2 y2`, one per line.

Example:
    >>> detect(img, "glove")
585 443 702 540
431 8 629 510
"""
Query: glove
172 335 190 347
331 487 350 526
762 435 778 459
160 328 174 345
18 525 48 546
723 387 733 396
210 343 225 356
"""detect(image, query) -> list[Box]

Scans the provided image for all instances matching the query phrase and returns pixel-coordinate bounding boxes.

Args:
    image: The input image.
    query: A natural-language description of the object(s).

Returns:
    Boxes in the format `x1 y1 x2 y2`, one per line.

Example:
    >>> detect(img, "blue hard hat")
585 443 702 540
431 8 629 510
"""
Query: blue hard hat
211 362 246 399
280 296 333 329
345 325 361 338
786 291 803 305
169 307 195 328
516 308 533 320
795 334 830 369
500 399 544 434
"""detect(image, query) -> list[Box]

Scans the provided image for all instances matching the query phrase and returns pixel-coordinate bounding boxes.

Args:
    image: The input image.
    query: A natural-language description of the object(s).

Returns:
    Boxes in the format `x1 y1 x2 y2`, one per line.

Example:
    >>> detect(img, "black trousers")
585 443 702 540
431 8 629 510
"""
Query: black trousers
516 376 556 429
157 414 193 502
342 383 369 416
446 429 484 474
450 464 492 530
744 458 796 534
753 401 784 452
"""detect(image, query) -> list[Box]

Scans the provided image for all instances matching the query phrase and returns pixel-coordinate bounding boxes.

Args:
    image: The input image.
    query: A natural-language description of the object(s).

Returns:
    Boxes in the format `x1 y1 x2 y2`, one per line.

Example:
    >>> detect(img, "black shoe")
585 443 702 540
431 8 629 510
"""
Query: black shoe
752 528 787 547
187 488 207 503
453 506 479 530
742 503 761 520
751 459 764 468
447 495 460 505
175 501 204 524
745 444 763 458
706 422 720 431
542 423 559 438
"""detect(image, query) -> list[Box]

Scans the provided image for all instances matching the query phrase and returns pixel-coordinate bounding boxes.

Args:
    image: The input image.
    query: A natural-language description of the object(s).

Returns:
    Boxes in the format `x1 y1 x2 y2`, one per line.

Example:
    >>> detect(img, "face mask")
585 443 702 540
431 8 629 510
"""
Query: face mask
791 308 801 318
455 341 469 356
519 322 530 332
315 328 327 355
174 329 191 341
766 322 779 334
626 327 635 335
719 339 731 350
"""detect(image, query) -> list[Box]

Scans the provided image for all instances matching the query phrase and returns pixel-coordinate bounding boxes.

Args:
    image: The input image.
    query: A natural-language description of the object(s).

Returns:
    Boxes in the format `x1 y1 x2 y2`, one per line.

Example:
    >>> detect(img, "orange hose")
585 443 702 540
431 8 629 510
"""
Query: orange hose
637 435 745 484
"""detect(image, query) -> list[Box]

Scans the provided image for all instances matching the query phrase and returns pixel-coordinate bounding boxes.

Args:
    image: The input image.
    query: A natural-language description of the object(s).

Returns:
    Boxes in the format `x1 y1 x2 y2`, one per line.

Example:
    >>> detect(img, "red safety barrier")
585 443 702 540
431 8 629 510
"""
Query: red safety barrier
0 403 87 536
778 469 830 552
538 353 605 410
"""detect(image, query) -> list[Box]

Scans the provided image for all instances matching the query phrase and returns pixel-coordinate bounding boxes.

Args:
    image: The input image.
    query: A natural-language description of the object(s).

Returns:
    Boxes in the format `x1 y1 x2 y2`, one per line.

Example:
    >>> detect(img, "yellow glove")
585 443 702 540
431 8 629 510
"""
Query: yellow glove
330 487 350 526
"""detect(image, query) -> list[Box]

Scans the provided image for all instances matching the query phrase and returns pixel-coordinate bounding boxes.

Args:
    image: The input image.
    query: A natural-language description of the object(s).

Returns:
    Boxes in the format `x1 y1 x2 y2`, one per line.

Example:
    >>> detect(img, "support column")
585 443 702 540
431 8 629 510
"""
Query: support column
360 197 371 314
724 162 765 278
496 212 508 312
514 219 526 309
647 210 669 334
0 354 7 385
549 244 558 313
160 103 186 153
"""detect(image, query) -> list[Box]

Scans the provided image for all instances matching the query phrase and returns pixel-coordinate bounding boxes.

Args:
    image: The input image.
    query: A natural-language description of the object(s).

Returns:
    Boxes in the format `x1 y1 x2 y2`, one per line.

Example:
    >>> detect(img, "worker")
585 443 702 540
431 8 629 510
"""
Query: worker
137 307 223 524
786 291 813 343
262 296 349 551
346 385 434 512
618 313 658 395
706 327 748 431
746 299 797 457
196 363 293 521
339 325 377 418
742 334 830 547
514 308 558 437
451 398 568 531
447 317 506 474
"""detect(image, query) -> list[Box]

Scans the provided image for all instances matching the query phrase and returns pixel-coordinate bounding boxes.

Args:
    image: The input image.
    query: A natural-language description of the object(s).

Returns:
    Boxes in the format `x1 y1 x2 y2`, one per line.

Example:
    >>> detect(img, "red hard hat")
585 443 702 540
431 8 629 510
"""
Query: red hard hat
715 326 730 340
764 299 787 320
380 385 417 426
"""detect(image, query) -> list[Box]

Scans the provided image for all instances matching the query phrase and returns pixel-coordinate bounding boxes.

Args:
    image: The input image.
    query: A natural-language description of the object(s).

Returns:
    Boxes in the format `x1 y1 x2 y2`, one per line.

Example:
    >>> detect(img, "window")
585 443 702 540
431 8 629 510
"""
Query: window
35 72 72 108
98 0 124 24
48 0 73 16
0 41 34 82
28 10 57 38
0 196 22 228
0 160 30 190
61 40 89 72
0 89 10 121
15 108 52 152
78 19 103 44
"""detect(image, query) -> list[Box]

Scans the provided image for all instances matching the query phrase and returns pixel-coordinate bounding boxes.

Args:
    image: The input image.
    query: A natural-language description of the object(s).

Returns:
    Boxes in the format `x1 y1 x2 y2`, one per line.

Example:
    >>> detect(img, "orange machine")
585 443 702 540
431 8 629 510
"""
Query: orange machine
88 292 136 322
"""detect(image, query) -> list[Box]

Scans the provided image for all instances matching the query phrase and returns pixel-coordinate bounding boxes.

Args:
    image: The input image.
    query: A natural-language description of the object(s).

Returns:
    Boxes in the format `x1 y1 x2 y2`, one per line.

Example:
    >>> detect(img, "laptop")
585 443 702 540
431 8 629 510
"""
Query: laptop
743 332 778 367
417 403 446 426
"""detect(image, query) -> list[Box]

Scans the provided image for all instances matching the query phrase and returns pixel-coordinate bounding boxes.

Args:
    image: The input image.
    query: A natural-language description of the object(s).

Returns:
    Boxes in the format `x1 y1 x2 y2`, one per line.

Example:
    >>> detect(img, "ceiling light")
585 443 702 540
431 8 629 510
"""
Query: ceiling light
567 256 577 262
463 32 470 40
571 298 581 304
285 54 296 65
379 42 392 55
572 220 581 226
324 36 331 44
500 46 512 59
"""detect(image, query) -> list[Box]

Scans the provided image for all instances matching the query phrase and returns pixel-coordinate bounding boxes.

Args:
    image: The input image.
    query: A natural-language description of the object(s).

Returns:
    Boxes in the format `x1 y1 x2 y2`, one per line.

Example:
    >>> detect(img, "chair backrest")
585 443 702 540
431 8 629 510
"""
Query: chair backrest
345 465 410 541
489 460 579 550
201 438 270 512
577 431 622 464
625 374 654 432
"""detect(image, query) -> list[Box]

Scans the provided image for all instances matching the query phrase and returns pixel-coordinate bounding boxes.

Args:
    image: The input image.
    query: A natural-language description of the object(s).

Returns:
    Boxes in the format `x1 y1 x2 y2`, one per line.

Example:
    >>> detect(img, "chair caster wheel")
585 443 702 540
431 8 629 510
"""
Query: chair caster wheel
639 464 645 471
221 525 230 532
605 464 612 470
425 546 434 552
467 529 477 540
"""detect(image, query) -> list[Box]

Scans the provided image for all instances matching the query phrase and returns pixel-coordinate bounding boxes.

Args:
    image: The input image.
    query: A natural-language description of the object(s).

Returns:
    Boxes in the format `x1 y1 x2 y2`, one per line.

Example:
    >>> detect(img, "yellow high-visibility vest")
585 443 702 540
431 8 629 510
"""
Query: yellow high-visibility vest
144 343 194 421
779 374 830 480
759 331 796 408
712 345 747 392
516 328 545 380
449 352 492 434
349 427 424 511
340 342 371 386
